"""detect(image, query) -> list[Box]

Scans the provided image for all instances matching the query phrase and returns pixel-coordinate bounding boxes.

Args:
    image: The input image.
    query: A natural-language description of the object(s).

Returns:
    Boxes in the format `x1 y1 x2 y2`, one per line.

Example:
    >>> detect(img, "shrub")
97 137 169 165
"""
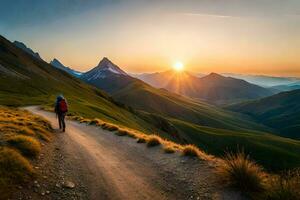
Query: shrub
164 145 176 154
182 145 199 157
146 135 161 147
217 151 266 193
265 170 300 200
7 135 41 158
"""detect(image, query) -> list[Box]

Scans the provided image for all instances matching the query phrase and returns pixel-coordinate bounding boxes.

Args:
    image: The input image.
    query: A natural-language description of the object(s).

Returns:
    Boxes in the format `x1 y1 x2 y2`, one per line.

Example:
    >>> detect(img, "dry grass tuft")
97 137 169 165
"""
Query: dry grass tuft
89 118 103 126
217 151 266 193
80 118 91 123
265 169 300 200
0 147 33 181
163 145 176 154
0 107 53 198
116 129 129 136
7 135 41 158
137 137 147 143
146 135 161 147
182 144 199 157
102 123 119 131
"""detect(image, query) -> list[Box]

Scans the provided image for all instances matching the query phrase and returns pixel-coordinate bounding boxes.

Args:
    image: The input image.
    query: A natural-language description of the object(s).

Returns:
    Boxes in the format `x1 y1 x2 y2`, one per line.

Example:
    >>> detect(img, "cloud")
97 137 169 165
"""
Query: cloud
182 13 239 19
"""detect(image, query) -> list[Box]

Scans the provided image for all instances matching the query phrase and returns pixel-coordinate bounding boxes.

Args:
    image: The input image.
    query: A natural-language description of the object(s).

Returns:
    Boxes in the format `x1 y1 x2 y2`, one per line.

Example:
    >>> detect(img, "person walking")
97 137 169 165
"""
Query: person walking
54 95 68 132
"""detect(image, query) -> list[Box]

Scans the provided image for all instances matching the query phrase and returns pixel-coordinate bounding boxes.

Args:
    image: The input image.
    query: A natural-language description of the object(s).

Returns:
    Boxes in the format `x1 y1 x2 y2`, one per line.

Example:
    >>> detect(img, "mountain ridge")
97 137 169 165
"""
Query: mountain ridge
13 41 42 60
227 89 300 139
136 70 274 104
50 58 82 77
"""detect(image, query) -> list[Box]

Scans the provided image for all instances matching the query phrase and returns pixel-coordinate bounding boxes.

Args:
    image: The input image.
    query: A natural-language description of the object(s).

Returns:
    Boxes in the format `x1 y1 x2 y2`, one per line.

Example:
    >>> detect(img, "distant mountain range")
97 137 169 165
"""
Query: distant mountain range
50 58 82 77
136 70 274 105
269 82 300 92
221 73 300 87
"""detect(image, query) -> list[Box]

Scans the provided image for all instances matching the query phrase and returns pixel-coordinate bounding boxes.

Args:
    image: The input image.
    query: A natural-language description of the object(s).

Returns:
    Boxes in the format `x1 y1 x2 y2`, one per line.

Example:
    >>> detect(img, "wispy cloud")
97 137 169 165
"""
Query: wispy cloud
182 12 240 19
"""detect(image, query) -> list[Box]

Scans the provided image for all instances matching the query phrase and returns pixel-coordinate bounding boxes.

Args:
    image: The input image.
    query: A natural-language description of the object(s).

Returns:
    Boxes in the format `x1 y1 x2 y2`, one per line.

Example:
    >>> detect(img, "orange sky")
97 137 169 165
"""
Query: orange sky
1 0 300 76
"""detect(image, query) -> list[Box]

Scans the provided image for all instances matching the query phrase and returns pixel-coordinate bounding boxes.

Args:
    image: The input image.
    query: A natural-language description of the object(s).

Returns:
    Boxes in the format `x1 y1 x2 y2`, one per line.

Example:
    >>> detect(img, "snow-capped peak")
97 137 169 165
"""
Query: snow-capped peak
96 57 127 75
83 57 128 81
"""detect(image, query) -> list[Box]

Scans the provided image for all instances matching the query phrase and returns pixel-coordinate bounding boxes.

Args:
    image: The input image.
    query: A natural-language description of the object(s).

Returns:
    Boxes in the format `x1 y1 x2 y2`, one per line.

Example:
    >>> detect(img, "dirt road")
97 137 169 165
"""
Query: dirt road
20 106 244 200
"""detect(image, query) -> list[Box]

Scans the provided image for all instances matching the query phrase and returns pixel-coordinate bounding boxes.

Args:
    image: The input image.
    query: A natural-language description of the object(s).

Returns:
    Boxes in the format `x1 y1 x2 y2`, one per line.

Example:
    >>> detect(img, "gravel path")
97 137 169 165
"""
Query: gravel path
13 106 245 200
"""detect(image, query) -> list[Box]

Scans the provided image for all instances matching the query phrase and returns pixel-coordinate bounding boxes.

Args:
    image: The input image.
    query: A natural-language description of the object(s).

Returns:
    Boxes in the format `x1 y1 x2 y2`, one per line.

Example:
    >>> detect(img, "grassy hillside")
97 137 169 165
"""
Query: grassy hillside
0 35 157 133
227 89 300 139
0 106 52 199
113 80 270 133
169 119 300 170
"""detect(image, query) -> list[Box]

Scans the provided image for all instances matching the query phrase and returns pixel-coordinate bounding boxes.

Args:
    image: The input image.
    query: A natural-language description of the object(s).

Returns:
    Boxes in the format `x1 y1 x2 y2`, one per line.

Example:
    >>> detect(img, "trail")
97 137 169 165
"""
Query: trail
23 106 244 200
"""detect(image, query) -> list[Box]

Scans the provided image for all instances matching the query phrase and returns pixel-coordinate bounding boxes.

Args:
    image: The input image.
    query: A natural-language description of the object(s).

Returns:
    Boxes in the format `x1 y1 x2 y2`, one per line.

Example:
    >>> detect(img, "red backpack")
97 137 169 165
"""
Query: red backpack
59 99 68 113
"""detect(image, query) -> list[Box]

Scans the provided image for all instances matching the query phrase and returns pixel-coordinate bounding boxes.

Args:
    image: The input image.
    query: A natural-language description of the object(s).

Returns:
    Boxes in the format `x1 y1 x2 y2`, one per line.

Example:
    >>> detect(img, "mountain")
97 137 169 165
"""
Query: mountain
0 35 155 133
81 57 133 93
13 41 42 60
227 89 300 139
269 82 300 92
137 70 273 105
50 58 82 77
221 73 300 87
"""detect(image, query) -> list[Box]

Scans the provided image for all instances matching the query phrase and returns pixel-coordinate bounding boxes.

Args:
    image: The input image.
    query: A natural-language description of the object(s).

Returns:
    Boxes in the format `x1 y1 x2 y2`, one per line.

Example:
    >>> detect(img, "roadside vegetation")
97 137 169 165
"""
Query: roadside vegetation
0 106 52 198
70 114 300 199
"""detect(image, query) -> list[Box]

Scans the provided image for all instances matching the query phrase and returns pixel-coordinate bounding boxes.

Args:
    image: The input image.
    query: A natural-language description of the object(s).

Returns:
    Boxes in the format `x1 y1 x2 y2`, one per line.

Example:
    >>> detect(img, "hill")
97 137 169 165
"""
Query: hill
269 82 300 92
0 35 156 133
136 70 273 104
227 89 300 139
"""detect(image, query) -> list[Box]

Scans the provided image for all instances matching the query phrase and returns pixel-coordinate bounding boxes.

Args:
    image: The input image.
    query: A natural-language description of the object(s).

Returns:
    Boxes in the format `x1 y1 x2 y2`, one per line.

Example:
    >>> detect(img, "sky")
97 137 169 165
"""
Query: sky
1 0 300 76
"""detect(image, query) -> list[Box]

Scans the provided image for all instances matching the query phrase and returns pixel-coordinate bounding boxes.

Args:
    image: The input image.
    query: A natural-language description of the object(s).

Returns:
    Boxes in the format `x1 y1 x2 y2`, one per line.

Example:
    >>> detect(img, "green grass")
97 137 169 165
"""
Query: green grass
113 80 271 133
170 119 300 171
227 89 300 139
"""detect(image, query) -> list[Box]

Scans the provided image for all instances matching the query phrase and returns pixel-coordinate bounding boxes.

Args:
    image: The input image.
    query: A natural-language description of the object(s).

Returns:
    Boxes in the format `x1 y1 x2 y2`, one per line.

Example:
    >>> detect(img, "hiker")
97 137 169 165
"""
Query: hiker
55 95 68 132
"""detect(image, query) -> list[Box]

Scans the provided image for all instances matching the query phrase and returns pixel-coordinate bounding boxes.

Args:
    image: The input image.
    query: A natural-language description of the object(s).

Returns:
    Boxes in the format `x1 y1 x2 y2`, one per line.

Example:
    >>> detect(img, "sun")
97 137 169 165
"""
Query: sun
173 62 184 72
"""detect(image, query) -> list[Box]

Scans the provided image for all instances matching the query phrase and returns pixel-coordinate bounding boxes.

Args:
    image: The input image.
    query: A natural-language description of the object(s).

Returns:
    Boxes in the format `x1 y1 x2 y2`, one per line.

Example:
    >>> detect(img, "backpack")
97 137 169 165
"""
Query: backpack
59 99 68 113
